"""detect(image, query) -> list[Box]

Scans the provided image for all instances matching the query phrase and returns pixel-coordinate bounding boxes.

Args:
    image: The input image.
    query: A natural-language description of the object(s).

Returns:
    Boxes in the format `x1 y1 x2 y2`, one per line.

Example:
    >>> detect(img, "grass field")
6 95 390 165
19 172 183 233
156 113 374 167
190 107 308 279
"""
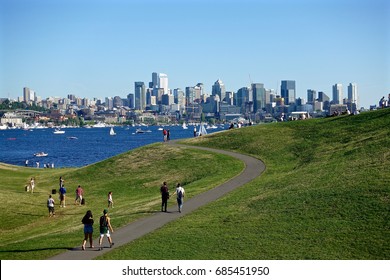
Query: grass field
0 144 243 259
100 108 390 260
1 108 389 260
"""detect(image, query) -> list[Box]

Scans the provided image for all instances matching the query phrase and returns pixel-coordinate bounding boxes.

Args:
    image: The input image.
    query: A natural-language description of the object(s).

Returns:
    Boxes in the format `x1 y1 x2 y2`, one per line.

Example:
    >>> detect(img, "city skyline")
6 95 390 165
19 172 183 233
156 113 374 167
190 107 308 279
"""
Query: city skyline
1 0 389 109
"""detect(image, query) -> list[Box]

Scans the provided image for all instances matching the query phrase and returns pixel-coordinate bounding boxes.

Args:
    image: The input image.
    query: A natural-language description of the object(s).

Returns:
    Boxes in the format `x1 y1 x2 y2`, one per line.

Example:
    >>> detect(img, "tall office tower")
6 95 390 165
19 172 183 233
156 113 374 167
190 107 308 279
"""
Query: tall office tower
152 72 158 88
212 79 226 100
127 93 134 109
23 87 35 103
236 87 252 113
332 83 343 104
159 73 169 94
307 89 317 104
185 86 196 105
105 97 114 110
281 80 296 105
252 83 265 112
23 87 30 102
151 72 169 95
134 82 146 110
225 91 234 105
348 83 358 108
318 91 330 103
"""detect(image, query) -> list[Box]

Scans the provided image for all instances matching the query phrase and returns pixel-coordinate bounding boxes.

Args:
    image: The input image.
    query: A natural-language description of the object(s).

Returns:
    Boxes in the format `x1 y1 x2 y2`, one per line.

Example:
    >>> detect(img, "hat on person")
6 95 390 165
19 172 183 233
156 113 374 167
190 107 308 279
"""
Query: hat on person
103 209 108 214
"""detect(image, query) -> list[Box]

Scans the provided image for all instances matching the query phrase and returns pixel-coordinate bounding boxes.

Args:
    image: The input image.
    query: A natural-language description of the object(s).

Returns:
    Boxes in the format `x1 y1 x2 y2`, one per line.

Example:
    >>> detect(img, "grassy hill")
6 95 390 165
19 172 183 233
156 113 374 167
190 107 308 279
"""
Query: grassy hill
0 144 243 259
100 108 390 260
1 108 389 259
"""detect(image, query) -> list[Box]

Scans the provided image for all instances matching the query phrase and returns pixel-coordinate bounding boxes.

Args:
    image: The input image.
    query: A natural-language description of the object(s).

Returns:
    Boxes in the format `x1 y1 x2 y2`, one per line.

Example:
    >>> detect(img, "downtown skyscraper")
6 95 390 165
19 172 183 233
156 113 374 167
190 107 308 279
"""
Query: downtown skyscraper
281 80 296 105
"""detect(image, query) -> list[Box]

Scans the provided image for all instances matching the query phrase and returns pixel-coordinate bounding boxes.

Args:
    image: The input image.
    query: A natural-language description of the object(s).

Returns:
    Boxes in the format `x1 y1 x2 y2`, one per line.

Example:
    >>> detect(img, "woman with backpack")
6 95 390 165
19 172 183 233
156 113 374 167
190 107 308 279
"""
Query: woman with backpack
173 183 185 213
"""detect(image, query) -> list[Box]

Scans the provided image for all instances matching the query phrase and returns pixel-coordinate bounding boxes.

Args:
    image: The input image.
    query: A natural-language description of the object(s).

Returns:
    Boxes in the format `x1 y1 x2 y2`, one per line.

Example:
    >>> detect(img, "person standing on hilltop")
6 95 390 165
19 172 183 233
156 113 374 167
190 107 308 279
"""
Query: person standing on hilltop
75 185 84 205
160 181 169 212
30 177 35 193
47 195 55 217
59 183 67 208
107 191 114 208
162 128 168 142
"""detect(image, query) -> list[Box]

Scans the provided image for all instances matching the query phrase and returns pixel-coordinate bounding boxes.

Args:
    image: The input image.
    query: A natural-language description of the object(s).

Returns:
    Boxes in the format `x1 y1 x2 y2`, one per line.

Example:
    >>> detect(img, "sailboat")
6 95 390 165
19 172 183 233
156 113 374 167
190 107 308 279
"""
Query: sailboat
197 123 208 136
182 122 188 129
109 127 116 136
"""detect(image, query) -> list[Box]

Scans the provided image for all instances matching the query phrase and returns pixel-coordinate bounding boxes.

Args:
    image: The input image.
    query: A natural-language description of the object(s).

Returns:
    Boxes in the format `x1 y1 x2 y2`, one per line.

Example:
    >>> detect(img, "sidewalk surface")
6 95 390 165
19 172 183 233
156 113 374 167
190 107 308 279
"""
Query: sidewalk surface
49 141 265 260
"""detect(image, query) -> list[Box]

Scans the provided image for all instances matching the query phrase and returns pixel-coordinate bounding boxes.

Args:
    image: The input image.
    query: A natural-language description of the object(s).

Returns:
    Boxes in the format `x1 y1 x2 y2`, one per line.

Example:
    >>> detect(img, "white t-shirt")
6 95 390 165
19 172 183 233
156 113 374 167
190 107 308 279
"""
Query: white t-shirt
176 186 185 198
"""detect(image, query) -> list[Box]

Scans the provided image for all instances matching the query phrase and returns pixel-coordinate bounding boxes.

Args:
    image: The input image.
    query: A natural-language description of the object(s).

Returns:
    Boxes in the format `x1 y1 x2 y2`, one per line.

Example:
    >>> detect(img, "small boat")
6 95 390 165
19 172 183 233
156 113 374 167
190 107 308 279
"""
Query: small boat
54 129 65 134
34 152 48 157
67 136 78 140
182 123 188 129
110 127 116 136
136 128 145 134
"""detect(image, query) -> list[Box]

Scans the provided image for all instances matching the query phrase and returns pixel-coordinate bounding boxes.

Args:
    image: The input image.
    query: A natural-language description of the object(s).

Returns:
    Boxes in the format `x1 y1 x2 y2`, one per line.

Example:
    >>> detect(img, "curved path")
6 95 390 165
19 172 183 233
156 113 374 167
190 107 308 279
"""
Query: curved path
49 141 265 260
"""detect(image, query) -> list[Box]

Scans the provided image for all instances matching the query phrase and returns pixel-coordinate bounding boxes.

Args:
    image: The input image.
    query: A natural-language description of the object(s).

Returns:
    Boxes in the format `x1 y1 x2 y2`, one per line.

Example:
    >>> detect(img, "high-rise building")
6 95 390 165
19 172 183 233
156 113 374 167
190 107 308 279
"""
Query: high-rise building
281 80 296 105
307 89 316 104
332 83 343 104
158 73 169 94
236 87 252 113
134 82 146 110
252 83 265 112
348 83 358 108
23 87 35 103
212 79 226 100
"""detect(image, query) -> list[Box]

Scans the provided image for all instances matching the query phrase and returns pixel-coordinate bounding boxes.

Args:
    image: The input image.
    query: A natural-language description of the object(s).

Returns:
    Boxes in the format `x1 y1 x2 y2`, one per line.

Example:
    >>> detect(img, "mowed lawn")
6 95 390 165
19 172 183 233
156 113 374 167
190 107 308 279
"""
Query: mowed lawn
100 108 390 260
0 144 243 259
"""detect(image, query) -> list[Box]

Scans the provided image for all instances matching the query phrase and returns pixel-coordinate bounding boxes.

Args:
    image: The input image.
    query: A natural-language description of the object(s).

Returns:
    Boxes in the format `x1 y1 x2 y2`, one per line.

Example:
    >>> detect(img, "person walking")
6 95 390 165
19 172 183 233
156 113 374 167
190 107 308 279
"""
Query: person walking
47 195 55 217
174 183 185 213
75 185 84 205
160 181 169 212
30 177 35 193
59 184 67 207
98 209 114 250
81 210 94 250
107 191 114 208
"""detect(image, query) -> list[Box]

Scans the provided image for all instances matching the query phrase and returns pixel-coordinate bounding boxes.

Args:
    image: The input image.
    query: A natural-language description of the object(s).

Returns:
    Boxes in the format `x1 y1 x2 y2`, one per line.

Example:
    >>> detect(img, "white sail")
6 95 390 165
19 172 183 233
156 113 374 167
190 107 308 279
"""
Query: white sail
110 127 116 136
198 123 208 136
182 122 188 129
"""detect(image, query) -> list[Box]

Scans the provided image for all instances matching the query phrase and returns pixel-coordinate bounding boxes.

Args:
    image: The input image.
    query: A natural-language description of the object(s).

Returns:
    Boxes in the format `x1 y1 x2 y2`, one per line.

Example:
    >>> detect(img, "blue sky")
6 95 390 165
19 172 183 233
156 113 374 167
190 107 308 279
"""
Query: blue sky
1 0 389 108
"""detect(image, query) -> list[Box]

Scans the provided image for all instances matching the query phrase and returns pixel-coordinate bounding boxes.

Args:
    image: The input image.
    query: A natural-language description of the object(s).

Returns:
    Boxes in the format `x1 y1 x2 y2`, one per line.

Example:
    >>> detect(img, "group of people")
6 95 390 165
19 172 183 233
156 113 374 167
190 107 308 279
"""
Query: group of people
81 208 114 251
162 128 170 142
25 177 35 193
160 182 186 213
47 178 187 251
46 176 116 250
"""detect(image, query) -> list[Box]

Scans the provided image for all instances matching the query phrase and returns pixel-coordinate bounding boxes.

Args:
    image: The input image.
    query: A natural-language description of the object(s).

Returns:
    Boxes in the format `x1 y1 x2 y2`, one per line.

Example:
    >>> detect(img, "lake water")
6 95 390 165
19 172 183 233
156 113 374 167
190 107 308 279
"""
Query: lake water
0 124 227 168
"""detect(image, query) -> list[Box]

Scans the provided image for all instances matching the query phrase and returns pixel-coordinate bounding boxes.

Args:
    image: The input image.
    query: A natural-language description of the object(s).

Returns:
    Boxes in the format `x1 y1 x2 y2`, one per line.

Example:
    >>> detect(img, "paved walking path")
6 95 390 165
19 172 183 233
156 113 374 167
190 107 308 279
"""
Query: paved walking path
49 141 265 260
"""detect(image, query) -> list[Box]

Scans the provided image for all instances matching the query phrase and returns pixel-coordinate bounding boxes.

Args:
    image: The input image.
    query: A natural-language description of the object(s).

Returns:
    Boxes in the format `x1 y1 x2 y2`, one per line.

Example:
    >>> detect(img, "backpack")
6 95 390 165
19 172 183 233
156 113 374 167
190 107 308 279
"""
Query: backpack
100 215 108 227
177 188 183 199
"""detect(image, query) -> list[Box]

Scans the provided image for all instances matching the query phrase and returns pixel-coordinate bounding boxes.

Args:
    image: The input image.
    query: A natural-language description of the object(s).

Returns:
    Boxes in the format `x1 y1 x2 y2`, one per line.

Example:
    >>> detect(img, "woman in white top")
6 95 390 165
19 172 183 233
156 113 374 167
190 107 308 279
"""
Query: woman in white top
174 183 185 213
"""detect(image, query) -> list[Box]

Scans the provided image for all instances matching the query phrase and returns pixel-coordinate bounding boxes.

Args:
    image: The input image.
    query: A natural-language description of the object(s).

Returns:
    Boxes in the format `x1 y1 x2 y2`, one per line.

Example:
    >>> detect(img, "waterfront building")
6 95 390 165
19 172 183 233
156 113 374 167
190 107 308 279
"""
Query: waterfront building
281 80 296 105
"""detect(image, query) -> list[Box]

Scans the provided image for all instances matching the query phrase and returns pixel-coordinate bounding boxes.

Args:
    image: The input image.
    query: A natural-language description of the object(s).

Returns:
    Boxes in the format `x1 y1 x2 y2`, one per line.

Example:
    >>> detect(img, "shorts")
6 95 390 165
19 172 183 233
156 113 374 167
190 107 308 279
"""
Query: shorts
84 224 93 234
100 228 111 237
